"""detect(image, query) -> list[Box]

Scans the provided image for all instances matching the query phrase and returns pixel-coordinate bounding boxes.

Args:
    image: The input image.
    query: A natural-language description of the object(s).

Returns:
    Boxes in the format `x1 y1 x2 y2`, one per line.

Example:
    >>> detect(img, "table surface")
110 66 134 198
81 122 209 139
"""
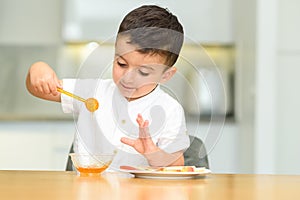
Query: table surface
0 170 300 200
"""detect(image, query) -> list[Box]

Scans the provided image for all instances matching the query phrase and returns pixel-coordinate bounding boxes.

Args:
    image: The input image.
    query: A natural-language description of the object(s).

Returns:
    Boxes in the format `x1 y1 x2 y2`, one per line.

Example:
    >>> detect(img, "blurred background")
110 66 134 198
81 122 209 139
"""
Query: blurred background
0 0 299 174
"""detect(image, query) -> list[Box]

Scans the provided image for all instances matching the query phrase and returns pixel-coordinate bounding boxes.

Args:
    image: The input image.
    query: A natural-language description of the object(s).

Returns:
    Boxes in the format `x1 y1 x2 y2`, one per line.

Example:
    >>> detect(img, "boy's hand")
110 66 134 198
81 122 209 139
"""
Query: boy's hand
121 114 159 154
121 114 185 167
26 61 62 101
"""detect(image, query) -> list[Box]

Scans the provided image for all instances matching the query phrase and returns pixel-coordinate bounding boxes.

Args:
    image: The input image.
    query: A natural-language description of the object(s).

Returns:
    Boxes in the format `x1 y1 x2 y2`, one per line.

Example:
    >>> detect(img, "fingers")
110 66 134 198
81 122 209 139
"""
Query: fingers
33 74 61 96
136 114 149 128
122 115 156 155
143 120 149 127
120 137 135 147
29 62 61 96
33 79 56 95
136 114 144 126
136 114 150 139
50 73 61 96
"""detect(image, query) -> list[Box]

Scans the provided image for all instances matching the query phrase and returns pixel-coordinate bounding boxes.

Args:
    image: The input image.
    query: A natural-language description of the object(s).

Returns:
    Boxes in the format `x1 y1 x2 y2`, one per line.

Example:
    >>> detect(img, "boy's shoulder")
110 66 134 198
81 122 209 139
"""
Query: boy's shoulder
156 86 184 111
96 79 116 93
98 79 114 86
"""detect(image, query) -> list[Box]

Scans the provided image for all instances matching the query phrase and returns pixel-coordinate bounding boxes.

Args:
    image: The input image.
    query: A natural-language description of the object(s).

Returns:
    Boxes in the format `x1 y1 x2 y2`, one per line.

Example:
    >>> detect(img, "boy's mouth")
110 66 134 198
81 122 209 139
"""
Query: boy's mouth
121 83 132 89
119 82 136 91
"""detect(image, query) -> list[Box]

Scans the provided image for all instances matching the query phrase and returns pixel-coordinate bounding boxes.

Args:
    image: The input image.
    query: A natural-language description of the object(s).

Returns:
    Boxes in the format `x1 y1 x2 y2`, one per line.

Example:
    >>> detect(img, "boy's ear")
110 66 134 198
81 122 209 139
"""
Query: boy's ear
160 67 177 83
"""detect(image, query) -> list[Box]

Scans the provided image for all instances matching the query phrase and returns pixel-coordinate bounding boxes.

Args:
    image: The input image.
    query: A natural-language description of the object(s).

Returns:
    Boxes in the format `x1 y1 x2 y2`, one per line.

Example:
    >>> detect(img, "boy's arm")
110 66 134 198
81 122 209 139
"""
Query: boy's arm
144 150 184 167
26 61 62 102
121 135 184 166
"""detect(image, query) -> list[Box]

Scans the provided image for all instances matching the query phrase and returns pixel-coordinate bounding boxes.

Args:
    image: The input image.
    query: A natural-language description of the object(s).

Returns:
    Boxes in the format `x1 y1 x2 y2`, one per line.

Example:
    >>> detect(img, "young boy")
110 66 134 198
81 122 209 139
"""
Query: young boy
26 5 190 170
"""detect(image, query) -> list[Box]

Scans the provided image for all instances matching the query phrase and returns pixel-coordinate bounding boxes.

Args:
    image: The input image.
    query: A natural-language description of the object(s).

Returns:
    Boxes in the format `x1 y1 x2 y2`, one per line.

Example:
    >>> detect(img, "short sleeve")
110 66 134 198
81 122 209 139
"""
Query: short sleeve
61 79 77 113
156 103 190 153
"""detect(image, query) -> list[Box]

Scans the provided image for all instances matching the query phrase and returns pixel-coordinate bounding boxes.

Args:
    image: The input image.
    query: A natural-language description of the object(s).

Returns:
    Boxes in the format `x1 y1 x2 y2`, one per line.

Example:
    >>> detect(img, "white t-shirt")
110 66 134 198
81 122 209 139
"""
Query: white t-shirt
61 79 189 170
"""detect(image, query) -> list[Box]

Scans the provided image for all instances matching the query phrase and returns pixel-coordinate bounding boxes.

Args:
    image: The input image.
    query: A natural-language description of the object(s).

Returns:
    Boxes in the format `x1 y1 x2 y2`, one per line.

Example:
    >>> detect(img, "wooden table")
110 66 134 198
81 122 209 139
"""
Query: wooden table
0 170 300 200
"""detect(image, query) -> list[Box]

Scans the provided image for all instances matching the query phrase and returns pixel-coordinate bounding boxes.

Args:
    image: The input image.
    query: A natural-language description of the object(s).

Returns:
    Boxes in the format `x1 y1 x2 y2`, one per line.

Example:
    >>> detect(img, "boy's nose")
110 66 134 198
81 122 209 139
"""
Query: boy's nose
122 69 136 82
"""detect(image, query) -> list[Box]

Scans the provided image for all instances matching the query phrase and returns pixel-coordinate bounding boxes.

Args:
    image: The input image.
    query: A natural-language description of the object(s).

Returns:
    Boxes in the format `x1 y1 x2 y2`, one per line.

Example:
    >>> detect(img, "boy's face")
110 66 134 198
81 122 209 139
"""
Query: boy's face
113 36 176 101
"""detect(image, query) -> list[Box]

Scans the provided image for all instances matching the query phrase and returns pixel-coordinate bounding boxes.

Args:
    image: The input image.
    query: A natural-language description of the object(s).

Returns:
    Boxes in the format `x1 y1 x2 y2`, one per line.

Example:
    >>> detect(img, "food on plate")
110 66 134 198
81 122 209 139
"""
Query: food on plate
158 166 204 172
120 165 208 173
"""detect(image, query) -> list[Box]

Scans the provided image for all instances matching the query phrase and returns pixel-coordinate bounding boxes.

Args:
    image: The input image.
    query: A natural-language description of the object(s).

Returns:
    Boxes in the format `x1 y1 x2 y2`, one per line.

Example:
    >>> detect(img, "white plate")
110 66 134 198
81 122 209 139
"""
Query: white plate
120 168 211 179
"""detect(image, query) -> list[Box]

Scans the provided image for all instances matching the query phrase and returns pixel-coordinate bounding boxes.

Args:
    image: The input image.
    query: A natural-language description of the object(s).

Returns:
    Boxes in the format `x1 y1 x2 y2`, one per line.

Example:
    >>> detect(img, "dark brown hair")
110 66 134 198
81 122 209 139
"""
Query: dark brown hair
117 5 184 67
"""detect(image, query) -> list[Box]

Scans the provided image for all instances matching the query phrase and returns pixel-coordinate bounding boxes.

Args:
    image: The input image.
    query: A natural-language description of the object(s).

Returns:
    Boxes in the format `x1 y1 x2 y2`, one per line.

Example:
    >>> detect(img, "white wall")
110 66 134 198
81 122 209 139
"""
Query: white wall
235 0 300 174
254 0 278 174
234 0 256 173
0 0 62 45
275 0 300 174
64 0 234 43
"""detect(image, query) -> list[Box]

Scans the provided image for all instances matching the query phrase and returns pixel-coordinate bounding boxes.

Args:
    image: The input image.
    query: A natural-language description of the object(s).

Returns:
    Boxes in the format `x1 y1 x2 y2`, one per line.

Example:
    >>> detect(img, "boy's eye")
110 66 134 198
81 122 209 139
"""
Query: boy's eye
117 61 127 67
138 70 149 76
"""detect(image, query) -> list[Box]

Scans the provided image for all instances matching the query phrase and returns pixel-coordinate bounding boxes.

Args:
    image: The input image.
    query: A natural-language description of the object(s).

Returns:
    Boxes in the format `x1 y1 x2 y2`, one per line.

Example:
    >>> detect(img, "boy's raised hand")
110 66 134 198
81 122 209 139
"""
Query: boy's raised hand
26 61 62 102
121 114 159 155
121 114 184 167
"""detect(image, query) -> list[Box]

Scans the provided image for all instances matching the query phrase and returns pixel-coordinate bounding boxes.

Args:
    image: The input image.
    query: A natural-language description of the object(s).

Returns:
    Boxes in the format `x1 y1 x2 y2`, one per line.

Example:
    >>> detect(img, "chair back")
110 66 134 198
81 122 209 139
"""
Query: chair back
183 135 209 168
